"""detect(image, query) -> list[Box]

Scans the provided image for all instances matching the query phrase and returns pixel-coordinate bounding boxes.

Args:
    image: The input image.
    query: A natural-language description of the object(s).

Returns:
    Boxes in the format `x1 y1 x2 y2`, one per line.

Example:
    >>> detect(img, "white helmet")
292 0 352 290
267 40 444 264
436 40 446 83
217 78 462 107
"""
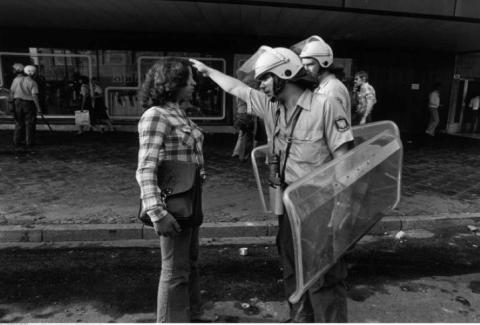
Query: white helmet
24 65 37 76
254 46 303 80
12 63 24 73
299 35 333 68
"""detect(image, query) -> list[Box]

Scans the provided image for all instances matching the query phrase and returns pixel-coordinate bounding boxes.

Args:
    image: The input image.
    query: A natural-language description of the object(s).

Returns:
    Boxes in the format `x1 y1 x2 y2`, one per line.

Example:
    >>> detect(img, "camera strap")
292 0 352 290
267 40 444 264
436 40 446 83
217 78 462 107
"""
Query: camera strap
272 105 303 184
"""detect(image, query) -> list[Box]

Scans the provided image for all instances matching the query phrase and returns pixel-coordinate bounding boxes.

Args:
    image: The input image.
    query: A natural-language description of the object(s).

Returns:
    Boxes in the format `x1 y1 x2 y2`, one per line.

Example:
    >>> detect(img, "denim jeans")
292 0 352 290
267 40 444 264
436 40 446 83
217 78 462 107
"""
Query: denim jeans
276 214 348 323
157 226 200 323
13 99 37 147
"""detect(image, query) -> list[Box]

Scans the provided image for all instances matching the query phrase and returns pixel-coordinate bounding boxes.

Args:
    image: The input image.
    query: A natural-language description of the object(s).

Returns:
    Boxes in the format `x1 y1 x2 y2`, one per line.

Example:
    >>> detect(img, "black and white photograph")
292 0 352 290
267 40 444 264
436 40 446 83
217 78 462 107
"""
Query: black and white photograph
0 0 480 323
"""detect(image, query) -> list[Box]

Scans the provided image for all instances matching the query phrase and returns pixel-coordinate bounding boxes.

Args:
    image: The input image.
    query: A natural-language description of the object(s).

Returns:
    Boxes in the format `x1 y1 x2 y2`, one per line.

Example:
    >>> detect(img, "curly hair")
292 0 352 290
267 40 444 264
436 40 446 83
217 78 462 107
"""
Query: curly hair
355 70 369 82
139 57 191 108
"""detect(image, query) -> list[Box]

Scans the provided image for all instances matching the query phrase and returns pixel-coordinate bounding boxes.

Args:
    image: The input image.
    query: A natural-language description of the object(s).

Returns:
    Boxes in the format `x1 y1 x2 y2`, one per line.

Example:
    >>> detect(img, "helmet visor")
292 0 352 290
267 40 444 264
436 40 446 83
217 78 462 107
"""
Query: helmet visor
237 46 287 81
291 35 326 55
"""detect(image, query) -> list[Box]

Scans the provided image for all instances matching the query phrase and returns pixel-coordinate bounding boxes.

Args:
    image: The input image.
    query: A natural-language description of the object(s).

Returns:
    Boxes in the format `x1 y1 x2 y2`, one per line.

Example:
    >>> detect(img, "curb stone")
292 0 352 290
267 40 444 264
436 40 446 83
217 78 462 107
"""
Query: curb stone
0 213 479 244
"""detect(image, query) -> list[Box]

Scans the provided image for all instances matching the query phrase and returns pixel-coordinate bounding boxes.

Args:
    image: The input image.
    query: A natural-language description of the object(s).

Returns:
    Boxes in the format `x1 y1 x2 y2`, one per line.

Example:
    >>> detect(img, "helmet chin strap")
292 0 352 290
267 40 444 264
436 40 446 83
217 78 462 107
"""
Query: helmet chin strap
272 75 286 98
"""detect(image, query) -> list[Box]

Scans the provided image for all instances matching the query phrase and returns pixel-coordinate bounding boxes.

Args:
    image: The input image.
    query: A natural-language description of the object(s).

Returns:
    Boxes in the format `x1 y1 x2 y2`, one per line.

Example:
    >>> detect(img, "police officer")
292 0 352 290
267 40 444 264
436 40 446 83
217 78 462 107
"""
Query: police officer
190 47 353 322
9 64 42 148
30 65 47 114
299 35 351 123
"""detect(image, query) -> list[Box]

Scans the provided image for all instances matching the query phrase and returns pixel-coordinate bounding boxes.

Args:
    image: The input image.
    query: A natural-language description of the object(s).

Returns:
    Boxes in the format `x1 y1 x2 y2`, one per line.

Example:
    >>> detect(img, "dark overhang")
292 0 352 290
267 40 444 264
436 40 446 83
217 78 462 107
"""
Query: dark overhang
0 0 479 52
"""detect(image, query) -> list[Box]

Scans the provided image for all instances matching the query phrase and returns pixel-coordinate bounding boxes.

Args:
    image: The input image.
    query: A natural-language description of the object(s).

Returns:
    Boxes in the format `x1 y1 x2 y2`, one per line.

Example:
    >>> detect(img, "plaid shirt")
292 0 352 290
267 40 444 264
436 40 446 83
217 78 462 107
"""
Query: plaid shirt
354 82 376 115
136 104 204 223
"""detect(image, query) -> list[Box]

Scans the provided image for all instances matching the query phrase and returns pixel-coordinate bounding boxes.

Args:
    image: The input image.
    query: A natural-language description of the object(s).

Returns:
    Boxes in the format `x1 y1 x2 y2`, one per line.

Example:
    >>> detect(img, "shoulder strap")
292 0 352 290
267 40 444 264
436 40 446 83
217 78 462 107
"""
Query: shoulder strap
280 106 303 182
271 108 281 155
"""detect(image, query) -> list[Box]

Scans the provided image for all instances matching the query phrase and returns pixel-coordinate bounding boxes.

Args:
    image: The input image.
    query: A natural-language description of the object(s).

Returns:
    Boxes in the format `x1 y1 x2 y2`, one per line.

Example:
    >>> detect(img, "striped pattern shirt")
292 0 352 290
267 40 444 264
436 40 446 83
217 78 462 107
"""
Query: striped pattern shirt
136 104 204 222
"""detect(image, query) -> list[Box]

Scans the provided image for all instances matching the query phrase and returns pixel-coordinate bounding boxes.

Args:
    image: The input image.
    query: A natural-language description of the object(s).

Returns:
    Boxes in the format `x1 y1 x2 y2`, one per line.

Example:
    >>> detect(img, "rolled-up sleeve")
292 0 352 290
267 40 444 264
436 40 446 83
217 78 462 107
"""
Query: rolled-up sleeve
323 97 354 153
136 110 169 222
236 87 271 119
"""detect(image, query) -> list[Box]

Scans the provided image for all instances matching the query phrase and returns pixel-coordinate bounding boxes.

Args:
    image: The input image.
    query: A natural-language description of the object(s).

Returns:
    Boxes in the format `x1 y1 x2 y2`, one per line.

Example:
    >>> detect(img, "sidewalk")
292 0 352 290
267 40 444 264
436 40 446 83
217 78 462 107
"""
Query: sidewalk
0 130 480 242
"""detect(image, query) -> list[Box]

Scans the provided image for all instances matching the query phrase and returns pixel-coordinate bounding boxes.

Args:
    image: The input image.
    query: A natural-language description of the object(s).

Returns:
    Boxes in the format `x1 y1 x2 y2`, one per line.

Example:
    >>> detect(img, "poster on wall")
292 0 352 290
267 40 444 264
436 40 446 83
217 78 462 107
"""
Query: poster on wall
104 51 128 66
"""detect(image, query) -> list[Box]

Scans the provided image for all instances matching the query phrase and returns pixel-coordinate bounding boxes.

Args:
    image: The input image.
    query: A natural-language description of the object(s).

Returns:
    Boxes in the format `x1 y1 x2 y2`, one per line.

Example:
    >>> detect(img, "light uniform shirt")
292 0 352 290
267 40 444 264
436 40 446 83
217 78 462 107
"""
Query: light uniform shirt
428 90 440 109
10 75 38 101
242 87 353 184
315 74 351 123
469 96 479 111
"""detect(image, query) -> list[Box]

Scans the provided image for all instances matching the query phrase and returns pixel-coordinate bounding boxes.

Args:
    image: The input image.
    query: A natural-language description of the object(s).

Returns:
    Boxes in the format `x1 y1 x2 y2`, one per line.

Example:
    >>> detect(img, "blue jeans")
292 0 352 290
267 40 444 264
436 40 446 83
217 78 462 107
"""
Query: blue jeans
157 227 200 323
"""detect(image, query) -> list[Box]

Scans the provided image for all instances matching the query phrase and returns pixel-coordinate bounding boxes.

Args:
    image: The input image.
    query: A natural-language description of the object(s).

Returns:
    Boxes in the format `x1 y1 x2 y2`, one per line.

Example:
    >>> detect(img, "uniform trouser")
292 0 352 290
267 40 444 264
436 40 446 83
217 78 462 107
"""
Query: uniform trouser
425 107 439 136
157 227 200 323
276 214 348 323
13 99 37 147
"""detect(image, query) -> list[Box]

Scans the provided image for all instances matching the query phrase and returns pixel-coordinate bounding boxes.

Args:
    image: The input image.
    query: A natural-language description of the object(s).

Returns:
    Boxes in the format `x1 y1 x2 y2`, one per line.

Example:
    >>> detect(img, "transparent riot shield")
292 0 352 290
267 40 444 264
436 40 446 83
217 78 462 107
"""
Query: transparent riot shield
251 144 272 213
279 121 402 303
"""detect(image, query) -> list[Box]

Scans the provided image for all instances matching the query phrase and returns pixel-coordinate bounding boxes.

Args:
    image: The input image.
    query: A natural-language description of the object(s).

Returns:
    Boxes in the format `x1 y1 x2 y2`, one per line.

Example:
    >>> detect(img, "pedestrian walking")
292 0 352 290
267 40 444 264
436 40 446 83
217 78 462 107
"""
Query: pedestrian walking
352 70 377 125
9 64 42 149
90 78 114 132
425 82 442 136
467 94 479 133
136 58 206 323
191 46 354 322
299 35 352 123
76 76 92 134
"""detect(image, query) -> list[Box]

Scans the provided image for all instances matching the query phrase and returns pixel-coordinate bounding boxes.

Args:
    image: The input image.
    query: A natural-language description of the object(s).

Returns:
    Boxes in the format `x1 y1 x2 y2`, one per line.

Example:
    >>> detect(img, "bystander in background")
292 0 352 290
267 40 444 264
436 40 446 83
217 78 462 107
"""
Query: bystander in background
232 79 259 161
77 76 92 134
352 71 376 125
425 83 442 136
91 78 114 132
467 94 479 133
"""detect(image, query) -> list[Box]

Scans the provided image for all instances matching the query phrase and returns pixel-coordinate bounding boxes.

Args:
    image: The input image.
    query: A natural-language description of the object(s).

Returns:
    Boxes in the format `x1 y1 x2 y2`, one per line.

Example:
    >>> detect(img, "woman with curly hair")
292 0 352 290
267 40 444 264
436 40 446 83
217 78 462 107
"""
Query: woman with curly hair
136 57 206 323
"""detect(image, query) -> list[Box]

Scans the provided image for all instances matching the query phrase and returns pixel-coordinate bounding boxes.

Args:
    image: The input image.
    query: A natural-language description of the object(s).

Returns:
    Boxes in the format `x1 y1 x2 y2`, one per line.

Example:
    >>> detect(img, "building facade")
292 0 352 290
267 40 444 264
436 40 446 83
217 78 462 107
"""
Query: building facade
0 0 479 134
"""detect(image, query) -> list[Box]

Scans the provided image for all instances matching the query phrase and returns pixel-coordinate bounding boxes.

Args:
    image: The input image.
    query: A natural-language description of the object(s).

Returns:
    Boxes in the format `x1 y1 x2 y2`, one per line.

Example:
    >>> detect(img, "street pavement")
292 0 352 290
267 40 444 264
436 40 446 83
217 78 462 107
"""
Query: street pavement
0 226 479 322
0 130 479 232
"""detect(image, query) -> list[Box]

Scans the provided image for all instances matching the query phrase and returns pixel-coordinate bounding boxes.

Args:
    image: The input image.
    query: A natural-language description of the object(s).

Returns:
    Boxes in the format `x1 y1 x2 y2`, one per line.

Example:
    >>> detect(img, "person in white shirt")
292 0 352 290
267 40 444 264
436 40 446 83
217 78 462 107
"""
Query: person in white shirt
425 83 441 136
468 94 479 133
299 35 351 123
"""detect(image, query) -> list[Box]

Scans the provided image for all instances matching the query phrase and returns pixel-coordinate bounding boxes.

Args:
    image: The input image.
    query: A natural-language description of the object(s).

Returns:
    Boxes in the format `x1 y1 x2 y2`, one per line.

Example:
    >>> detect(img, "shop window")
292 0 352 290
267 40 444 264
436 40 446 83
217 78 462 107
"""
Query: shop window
0 50 94 116
105 55 226 120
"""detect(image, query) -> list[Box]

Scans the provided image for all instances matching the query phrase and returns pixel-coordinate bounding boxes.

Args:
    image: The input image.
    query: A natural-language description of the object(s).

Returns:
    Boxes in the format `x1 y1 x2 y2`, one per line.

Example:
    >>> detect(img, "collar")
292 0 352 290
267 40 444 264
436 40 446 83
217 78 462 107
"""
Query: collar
273 89 314 114
361 82 371 90
318 73 335 89
295 89 313 111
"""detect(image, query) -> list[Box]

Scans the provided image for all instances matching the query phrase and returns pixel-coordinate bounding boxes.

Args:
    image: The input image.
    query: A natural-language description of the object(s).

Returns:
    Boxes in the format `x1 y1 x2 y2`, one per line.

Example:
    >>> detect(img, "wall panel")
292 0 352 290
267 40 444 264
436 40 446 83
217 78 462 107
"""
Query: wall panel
345 0 455 16
455 0 480 19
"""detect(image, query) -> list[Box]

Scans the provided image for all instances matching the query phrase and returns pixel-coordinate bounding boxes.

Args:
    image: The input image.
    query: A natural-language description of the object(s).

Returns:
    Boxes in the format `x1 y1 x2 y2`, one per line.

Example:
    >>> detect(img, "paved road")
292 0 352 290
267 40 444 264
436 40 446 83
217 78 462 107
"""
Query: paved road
0 226 479 322
0 131 479 226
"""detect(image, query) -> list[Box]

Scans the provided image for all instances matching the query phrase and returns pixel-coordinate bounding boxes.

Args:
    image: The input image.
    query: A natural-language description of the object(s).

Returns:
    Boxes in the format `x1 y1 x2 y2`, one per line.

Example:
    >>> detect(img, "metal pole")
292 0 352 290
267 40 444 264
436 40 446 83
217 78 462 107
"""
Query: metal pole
0 55 4 87
39 112 54 133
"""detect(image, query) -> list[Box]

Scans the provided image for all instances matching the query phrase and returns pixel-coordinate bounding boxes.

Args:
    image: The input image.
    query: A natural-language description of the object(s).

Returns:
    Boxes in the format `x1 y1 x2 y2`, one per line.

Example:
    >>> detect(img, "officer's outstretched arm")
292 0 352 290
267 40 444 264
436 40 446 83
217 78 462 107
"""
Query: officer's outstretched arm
190 59 250 103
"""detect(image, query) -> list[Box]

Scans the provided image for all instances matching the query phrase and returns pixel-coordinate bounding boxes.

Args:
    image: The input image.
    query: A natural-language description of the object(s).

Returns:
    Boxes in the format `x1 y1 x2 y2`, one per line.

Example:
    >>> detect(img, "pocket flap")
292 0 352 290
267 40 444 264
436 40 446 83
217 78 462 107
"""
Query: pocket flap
157 160 197 195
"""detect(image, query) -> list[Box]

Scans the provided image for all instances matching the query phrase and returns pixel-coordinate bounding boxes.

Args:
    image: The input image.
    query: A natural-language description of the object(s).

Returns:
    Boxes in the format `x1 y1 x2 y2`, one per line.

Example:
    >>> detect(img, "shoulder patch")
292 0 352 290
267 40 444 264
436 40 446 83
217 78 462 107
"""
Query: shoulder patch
335 118 350 132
